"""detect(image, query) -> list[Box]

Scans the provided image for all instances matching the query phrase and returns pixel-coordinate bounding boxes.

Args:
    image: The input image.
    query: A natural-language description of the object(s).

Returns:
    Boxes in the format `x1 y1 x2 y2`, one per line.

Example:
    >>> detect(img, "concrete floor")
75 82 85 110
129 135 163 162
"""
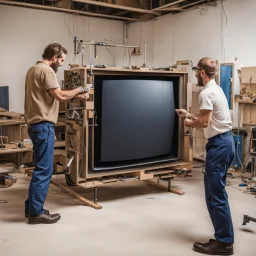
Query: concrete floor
0 168 255 256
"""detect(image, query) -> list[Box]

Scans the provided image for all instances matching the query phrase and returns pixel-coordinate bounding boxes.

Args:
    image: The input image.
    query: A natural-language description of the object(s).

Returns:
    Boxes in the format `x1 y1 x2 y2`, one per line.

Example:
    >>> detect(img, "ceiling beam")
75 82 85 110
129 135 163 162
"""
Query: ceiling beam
182 0 214 9
157 7 183 12
155 0 217 12
0 0 139 21
113 10 131 16
183 0 218 11
73 0 159 15
152 0 187 11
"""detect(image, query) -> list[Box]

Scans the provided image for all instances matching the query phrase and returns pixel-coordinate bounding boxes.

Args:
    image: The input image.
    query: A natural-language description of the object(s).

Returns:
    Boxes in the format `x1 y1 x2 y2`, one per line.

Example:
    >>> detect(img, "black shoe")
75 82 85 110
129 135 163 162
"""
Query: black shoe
193 239 233 255
25 209 50 218
194 239 216 248
28 212 61 224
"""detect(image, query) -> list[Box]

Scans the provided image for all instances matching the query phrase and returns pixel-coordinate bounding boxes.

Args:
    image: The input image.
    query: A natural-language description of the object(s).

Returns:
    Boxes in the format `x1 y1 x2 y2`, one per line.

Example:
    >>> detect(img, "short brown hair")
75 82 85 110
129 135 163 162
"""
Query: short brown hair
197 57 217 78
42 43 68 60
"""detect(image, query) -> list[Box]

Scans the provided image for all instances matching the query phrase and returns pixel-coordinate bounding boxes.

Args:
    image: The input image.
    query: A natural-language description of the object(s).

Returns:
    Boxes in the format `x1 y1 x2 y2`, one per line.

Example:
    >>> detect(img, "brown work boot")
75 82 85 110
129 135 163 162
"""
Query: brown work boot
25 209 50 218
194 239 216 247
193 239 233 255
28 212 61 224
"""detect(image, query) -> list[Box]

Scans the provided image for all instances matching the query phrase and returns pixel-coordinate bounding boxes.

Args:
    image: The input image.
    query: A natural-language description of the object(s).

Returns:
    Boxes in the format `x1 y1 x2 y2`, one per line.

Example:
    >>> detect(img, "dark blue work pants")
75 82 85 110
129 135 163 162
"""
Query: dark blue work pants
204 131 235 244
25 122 55 216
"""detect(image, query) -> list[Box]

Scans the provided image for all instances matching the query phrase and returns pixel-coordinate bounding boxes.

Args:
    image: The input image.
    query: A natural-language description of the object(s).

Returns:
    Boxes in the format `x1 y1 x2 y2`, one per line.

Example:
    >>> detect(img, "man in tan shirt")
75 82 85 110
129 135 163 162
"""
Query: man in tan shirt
24 43 89 224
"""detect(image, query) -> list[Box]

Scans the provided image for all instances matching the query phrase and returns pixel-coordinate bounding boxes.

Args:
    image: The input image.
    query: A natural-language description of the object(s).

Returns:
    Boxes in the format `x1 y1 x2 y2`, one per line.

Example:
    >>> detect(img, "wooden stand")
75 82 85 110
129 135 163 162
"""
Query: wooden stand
50 179 102 210
144 179 185 195
21 168 102 210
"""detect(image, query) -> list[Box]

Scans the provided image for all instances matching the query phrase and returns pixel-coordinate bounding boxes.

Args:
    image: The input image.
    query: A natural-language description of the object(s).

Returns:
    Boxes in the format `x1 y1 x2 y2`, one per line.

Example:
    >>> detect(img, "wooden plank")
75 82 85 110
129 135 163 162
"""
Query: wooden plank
0 111 22 118
54 141 65 148
50 180 102 210
73 0 158 14
55 122 65 127
87 161 193 179
83 109 89 178
144 180 185 195
91 68 187 74
3 143 19 149
86 101 94 110
241 67 256 84
134 171 154 180
176 60 191 66
0 120 25 126
157 7 183 12
237 98 255 104
0 148 31 155
80 180 105 188
0 1 139 21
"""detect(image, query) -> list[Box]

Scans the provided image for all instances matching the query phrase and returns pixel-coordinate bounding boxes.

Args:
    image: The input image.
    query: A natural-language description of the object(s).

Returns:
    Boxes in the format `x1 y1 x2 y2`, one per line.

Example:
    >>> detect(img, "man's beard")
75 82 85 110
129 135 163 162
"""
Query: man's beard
50 61 59 73
197 74 204 87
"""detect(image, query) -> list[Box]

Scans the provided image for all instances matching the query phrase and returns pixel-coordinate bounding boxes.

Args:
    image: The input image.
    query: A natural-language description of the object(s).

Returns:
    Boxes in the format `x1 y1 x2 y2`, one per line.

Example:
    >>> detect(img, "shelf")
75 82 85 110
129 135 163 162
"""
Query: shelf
242 123 256 126
55 122 65 127
0 120 25 126
54 141 65 148
236 98 256 104
0 148 32 155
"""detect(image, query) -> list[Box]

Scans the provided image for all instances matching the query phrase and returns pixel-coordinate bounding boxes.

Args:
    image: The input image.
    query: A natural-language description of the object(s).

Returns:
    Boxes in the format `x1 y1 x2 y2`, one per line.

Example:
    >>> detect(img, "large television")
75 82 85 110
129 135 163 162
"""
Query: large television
93 75 180 172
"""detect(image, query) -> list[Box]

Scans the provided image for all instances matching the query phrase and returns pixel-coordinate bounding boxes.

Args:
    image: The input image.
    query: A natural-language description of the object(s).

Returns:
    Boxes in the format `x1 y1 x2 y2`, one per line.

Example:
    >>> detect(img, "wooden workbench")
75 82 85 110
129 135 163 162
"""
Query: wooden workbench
0 147 32 166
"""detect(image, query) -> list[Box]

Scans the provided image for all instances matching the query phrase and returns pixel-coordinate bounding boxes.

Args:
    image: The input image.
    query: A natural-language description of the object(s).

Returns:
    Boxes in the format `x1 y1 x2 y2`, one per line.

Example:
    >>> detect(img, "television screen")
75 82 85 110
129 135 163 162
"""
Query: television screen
93 76 179 171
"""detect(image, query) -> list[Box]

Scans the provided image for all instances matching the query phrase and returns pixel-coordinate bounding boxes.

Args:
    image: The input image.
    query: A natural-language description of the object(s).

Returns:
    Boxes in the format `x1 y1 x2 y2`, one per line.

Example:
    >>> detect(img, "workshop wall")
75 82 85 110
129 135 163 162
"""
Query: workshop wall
0 5 124 112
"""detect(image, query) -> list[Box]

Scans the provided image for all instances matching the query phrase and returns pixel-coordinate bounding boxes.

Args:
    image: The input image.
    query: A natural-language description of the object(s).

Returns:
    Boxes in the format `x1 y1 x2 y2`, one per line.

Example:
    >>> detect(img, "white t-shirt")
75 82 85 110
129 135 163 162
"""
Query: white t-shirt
199 79 232 139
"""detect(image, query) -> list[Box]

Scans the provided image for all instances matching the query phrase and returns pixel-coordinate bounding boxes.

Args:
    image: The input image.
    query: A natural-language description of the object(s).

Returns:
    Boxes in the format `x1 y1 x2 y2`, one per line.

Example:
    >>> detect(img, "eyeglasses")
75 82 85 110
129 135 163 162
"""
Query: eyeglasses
192 67 203 72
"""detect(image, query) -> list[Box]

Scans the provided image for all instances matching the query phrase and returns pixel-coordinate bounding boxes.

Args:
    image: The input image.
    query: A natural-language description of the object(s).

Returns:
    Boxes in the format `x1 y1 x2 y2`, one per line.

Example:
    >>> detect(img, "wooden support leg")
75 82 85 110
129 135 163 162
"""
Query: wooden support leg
50 180 102 210
17 152 22 167
94 187 98 204
23 170 102 210
144 180 185 195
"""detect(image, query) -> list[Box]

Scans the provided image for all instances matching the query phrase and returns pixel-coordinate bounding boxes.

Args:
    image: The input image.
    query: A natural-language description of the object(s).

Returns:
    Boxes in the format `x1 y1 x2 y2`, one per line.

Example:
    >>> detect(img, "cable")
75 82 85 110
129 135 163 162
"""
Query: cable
220 0 228 25
128 48 132 67
220 0 227 62
64 13 73 38
78 137 87 176
106 46 116 66
139 22 143 50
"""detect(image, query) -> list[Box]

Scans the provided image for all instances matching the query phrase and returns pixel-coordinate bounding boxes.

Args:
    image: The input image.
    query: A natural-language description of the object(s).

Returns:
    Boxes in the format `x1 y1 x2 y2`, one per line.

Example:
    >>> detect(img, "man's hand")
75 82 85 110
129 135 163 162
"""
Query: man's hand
176 109 188 118
184 118 193 127
74 93 90 101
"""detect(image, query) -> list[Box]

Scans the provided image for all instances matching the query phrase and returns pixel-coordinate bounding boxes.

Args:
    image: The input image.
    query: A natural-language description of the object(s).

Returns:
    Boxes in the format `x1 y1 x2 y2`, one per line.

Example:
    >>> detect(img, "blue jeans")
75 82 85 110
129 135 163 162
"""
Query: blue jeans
204 131 235 244
25 122 55 216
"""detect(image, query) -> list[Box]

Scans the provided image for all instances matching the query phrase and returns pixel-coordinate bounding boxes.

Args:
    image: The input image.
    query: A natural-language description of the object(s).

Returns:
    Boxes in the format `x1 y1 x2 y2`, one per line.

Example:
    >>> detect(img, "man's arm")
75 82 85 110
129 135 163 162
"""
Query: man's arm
184 109 212 128
49 87 84 102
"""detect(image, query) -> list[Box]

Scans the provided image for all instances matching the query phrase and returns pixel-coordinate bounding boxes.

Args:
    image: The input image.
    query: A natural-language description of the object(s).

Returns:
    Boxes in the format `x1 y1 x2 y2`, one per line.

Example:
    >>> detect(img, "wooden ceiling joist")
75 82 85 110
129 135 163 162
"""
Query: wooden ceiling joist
157 7 184 12
0 0 139 21
155 0 217 13
182 0 215 9
152 0 187 11
73 0 159 15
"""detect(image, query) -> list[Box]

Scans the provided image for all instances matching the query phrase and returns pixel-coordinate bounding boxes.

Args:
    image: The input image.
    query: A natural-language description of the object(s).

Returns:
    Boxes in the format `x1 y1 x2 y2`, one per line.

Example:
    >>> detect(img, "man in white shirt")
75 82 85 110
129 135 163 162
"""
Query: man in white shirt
176 57 235 255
